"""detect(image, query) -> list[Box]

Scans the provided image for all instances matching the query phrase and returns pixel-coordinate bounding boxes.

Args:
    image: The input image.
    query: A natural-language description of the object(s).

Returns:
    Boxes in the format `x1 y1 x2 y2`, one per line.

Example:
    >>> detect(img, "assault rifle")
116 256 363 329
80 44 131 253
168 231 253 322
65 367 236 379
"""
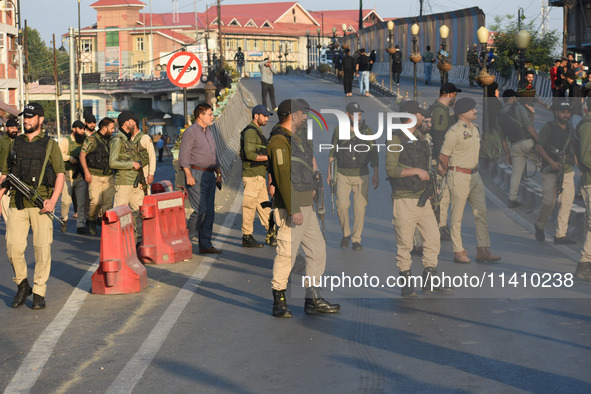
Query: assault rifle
556 151 565 197
329 159 336 214
133 160 149 196
1 173 65 225
417 170 447 224
313 170 326 241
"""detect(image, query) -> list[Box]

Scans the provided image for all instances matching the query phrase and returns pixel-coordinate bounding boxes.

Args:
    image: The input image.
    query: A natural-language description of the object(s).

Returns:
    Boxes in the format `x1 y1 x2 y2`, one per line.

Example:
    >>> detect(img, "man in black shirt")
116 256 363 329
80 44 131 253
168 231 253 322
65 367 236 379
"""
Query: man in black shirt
342 48 355 97
355 48 372 96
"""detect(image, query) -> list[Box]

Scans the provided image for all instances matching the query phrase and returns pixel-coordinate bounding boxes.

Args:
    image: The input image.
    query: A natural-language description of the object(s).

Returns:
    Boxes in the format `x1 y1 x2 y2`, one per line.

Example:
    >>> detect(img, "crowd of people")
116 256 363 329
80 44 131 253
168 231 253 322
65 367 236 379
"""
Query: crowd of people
0 105 156 309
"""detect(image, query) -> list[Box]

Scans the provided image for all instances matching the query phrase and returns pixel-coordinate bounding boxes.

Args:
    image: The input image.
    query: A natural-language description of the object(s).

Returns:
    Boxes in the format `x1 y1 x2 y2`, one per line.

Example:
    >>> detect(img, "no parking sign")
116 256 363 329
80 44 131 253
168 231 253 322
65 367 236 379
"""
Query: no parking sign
167 51 203 88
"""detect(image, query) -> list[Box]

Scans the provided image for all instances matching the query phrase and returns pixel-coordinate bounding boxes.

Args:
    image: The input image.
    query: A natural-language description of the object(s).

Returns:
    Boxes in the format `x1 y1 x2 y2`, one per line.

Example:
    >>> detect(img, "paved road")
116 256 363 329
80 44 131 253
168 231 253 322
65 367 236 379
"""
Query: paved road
0 75 590 393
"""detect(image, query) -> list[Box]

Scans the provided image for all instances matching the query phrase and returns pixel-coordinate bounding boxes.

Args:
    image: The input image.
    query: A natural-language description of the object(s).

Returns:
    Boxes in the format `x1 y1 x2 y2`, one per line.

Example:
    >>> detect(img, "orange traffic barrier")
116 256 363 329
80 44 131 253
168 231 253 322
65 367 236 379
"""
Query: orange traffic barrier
138 191 192 264
92 206 147 294
151 180 174 194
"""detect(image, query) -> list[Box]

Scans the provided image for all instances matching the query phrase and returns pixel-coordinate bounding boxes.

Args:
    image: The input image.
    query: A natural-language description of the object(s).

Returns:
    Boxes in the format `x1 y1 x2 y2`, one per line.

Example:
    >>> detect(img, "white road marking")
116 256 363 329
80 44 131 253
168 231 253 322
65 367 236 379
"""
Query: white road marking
5 260 99 393
106 190 243 394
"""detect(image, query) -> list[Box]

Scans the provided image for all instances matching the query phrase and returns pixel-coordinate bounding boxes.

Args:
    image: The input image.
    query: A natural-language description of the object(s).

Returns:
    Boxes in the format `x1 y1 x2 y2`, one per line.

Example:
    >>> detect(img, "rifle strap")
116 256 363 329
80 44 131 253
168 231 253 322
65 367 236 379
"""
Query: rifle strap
36 136 53 193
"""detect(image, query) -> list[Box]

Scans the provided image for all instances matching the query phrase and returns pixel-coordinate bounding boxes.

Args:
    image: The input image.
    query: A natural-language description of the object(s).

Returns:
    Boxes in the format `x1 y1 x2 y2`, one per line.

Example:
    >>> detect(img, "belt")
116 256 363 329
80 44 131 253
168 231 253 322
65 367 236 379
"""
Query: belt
449 166 477 174
190 165 216 172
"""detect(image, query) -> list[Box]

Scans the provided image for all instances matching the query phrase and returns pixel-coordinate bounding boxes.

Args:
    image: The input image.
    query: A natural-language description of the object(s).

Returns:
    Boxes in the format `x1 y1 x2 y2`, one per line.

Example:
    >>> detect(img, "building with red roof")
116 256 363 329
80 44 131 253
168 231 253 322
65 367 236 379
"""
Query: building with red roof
78 1 385 79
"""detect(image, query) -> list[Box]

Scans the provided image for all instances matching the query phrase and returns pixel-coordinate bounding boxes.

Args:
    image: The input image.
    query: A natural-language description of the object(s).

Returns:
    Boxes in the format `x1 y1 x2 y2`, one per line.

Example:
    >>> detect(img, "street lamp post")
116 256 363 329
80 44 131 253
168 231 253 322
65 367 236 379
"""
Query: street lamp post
387 20 394 92
284 44 289 73
476 26 495 132
316 28 322 68
516 29 531 90
306 30 311 71
410 23 420 99
439 24 450 85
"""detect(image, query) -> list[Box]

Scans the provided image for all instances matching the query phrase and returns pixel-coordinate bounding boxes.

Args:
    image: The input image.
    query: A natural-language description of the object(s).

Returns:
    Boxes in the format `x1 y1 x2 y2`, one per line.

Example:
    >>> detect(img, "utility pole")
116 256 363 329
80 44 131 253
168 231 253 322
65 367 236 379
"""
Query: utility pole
24 20 29 103
217 0 224 69
69 27 76 128
77 0 83 120
52 34 61 140
420 0 424 17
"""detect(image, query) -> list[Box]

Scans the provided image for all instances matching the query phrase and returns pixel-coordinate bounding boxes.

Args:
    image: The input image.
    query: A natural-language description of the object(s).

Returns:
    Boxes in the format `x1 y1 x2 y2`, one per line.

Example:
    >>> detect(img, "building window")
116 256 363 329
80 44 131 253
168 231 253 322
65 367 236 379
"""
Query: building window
137 61 144 73
106 28 119 47
226 39 231 50
82 40 93 53
136 37 144 51
253 39 258 50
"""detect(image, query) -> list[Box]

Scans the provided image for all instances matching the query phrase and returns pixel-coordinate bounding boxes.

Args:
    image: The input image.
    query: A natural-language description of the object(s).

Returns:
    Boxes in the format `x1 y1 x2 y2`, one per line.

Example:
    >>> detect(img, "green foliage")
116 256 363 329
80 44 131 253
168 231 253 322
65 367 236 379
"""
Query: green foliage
488 15 560 78
25 27 69 81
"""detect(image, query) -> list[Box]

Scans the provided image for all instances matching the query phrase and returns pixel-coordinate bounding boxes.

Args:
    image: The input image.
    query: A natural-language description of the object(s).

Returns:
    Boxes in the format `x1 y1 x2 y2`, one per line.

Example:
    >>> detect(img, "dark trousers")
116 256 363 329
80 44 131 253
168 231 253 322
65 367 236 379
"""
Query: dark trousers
158 147 164 162
392 64 402 84
343 71 354 94
261 82 276 109
186 169 216 250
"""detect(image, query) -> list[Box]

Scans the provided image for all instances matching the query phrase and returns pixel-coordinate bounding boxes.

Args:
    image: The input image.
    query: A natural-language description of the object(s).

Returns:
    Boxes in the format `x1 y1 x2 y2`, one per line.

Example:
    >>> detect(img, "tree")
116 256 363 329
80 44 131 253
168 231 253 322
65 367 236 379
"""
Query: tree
24 27 70 123
489 15 560 78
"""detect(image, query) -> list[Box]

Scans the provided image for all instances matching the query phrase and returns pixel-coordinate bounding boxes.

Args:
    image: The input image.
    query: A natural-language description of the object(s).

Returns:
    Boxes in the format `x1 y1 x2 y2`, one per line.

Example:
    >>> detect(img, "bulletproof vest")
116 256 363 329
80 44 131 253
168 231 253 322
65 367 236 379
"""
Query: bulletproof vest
11 134 56 188
335 124 371 169
268 125 291 188
86 133 110 171
429 101 453 158
291 133 314 192
543 121 574 164
497 104 530 143
240 124 268 169
576 119 591 173
388 130 430 193
392 52 402 64
115 132 140 163
65 135 84 171
136 134 150 168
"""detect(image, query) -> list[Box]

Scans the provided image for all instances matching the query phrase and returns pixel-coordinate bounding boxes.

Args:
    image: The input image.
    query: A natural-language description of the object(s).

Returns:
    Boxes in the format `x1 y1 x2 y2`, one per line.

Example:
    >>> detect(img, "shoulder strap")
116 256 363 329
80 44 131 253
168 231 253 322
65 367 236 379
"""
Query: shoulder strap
36 136 53 191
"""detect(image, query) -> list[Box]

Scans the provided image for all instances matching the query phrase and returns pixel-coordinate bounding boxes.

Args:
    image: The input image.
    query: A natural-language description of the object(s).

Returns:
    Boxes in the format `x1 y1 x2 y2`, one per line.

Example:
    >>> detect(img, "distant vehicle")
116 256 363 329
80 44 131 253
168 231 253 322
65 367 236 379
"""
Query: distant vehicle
319 48 333 65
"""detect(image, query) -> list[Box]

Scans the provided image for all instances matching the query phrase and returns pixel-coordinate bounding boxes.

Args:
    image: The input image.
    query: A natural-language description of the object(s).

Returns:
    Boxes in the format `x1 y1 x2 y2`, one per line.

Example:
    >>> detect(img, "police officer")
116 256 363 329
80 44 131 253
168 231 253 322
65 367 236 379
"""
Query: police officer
534 100 576 244
575 98 591 281
79 117 116 235
84 113 97 136
267 99 340 318
439 97 501 264
0 102 65 309
387 101 452 296
239 104 275 248
137 123 156 189
467 44 480 87
59 120 89 234
437 43 449 85
327 102 379 250
0 117 19 222
498 90 539 208
110 111 146 243
430 82 461 240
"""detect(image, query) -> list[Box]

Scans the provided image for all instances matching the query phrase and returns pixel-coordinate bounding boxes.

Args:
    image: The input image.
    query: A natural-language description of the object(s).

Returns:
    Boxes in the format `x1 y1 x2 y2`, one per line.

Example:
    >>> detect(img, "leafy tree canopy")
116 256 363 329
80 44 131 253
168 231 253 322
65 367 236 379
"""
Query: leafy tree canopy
489 15 560 78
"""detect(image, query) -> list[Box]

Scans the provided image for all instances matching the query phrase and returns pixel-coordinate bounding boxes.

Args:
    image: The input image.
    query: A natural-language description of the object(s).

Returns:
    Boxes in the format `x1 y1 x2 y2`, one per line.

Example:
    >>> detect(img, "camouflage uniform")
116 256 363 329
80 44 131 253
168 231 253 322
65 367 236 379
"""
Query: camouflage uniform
467 48 480 87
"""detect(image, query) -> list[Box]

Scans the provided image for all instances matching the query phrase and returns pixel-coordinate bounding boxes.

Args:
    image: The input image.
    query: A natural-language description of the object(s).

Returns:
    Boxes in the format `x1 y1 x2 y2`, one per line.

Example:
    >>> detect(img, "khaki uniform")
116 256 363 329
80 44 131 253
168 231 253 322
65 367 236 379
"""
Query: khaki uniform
81 132 115 220
0 132 65 297
535 121 576 237
241 121 271 235
430 99 454 227
109 131 147 241
139 133 156 194
386 130 440 271
440 121 491 252
268 124 324 290
329 123 378 244
59 135 89 228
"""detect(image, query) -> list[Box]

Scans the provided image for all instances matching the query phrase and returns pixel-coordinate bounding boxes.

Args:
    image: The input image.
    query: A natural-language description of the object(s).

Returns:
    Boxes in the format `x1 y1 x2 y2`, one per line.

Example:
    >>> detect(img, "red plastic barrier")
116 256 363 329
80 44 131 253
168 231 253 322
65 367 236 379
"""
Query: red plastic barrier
138 191 192 264
92 206 147 294
151 180 174 194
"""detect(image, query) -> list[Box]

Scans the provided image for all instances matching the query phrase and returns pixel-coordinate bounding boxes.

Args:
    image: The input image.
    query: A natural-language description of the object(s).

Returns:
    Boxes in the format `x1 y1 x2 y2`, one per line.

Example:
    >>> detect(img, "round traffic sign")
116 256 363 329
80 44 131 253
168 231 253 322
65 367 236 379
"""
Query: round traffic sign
167 51 203 88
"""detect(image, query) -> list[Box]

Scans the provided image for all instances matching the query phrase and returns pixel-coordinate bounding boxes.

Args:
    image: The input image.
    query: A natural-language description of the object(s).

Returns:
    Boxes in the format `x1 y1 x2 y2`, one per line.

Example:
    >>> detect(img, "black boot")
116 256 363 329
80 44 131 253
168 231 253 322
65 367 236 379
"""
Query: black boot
32 293 45 310
422 267 453 295
304 287 340 314
399 270 418 297
89 220 97 236
12 278 32 308
575 262 591 281
242 234 264 248
272 289 292 318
